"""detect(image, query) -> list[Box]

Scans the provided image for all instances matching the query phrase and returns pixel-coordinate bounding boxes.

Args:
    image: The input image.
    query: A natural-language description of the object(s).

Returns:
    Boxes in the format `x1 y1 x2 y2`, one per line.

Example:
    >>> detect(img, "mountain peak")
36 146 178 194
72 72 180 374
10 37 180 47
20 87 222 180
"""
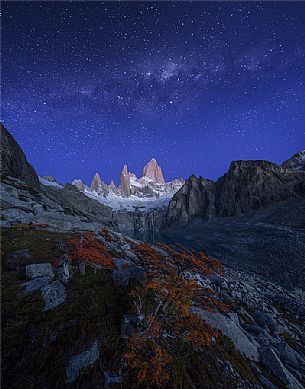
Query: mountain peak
143 158 165 184
91 172 103 192
120 164 131 197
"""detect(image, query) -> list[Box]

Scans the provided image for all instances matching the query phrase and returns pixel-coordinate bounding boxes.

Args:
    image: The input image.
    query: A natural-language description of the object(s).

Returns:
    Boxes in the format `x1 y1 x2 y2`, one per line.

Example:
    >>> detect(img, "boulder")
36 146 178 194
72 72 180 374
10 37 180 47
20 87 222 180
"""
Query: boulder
192 308 260 361
252 311 287 335
112 264 144 287
41 280 66 310
66 340 99 383
21 276 53 294
245 325 269 338
26 263 54 279
259 346 303 389
275 342 305 369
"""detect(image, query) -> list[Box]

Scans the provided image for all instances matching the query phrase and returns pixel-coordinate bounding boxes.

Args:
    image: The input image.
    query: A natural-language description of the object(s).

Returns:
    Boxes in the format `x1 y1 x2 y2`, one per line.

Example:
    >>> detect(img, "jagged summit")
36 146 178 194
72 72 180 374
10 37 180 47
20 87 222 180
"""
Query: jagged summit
120 164 131 197
91 173 102 191
143 158 165 184
71 158 184 210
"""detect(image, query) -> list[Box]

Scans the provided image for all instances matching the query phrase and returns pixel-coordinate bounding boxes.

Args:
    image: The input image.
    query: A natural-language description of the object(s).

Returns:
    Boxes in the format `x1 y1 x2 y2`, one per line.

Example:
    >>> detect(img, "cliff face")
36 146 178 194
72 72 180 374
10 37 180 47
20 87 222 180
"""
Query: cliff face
165 159 305 226
166 176 215 226
0 123 40 190
215 160 305 217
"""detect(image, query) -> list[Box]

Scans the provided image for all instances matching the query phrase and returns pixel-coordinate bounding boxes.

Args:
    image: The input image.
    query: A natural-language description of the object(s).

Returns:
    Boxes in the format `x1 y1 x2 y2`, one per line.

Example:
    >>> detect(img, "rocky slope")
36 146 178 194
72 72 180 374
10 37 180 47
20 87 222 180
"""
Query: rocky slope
160 196 305 290
165 157 305 226
162 156 305 291
2 225 305 388
0 126 166 239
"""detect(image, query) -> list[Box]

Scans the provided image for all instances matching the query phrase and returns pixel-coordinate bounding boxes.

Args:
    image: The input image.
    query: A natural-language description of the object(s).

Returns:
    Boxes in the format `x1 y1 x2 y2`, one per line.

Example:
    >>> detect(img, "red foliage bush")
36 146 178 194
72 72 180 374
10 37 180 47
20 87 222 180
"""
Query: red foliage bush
67 233 114 269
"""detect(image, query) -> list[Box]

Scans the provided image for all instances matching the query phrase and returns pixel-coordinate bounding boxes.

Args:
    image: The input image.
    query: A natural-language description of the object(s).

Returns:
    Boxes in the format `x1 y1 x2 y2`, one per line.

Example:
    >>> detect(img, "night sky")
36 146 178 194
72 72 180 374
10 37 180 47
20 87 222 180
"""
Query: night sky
2 2 305 185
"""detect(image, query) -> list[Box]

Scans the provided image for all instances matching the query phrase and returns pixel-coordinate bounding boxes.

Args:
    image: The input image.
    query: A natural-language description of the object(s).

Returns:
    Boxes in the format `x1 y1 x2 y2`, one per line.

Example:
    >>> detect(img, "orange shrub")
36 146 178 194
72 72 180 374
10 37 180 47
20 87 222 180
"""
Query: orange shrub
67 233 114 269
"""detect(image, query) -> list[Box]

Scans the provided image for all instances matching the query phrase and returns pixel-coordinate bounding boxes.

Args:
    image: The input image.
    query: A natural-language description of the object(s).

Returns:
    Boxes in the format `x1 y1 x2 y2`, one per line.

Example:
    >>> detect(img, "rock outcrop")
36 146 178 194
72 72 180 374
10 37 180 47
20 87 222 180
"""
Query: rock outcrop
66 340 99 384
143 158 165 183
41 280 66 310
0 123 40 189
91 172 103 192
109 179 119 195
26 263 54 279
41 175 57 183
192 308 260 361
166 175 215 226
71 178 85 191
165 158 305 226
120 164 131 197
282 149 305 171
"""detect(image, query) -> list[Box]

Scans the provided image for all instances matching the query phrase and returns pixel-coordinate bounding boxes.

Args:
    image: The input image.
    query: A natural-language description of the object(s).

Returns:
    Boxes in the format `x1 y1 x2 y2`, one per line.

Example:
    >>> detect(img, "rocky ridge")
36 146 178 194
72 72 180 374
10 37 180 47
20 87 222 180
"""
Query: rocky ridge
166 157 305 227
282 149 305 171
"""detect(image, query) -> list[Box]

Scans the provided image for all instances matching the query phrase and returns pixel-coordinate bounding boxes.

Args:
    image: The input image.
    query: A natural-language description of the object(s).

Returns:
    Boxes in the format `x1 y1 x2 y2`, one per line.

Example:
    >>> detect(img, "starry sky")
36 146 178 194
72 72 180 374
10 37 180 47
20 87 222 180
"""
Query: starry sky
2 1 305 185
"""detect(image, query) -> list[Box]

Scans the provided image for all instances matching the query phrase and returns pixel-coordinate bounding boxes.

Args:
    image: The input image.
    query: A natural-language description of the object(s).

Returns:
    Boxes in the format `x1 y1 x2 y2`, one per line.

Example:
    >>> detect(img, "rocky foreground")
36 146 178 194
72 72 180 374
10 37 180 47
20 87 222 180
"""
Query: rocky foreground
2 225 305 388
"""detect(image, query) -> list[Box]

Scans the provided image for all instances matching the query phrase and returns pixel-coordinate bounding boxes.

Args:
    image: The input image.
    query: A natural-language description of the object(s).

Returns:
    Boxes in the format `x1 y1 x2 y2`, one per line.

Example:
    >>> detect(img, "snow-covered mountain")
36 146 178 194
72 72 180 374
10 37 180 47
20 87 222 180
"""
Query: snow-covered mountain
71 159 185 211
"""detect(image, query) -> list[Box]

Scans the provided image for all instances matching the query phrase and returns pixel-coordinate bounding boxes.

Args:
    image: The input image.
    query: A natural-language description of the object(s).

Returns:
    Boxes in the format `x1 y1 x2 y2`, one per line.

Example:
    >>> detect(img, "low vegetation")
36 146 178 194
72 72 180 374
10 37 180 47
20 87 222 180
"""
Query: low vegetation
1 226 259 388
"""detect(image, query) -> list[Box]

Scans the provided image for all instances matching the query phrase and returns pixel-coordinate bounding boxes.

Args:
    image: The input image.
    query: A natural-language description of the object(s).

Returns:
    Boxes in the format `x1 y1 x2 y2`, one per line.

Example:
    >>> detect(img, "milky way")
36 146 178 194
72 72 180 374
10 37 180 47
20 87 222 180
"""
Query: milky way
2 2 305 185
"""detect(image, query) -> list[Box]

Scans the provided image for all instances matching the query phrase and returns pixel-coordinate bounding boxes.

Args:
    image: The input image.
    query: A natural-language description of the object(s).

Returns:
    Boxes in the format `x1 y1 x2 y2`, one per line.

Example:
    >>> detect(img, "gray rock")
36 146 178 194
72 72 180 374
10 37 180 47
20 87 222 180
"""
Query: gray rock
282 149 305 171
252 311 287 335
21 276 53 294
33 203 44 215
112 265 144 287
125 250 137 260
0 182 19 198
41 280 66 310
228 312 240 325
112 257 132 268
121 243 130 250
276 342 305 369
66 340 99 383
26 263 54 279
259 346 303 389
192 308 260 361
245 325 269 338
2 208 34 224
259 374 280 389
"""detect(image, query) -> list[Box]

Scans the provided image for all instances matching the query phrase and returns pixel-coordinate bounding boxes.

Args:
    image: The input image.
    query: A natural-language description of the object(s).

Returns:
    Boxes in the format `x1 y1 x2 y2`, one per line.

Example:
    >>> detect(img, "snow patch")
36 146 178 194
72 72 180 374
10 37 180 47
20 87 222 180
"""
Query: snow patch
39 177 63 188
84 189 176 211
